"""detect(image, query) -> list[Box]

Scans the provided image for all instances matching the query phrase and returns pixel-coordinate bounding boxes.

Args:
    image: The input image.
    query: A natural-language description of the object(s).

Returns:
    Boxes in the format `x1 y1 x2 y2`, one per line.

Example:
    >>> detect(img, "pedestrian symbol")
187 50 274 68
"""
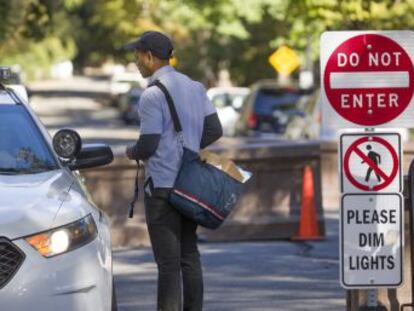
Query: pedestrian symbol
340 132 402 193
363 145 381 183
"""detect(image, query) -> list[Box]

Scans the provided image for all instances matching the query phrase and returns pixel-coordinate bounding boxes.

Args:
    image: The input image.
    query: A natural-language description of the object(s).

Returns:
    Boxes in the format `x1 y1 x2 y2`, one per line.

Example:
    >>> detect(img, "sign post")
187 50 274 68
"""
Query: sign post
320 30 414 310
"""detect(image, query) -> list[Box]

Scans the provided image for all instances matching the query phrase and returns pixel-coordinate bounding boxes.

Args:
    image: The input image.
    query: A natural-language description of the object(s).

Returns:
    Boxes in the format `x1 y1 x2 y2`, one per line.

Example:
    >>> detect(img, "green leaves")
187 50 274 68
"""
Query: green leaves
2 0 414 83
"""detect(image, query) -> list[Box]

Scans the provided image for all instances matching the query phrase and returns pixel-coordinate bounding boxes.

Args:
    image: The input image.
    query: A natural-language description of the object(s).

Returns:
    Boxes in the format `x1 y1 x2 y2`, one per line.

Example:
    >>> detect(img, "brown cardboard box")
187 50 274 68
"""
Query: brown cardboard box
199 150 244 182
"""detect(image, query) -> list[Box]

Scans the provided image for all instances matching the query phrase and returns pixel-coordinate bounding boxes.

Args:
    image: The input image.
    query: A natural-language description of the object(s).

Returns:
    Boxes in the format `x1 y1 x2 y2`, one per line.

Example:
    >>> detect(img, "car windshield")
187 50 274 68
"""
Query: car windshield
254 89 302 114
0 105 59 175
211 92 247 110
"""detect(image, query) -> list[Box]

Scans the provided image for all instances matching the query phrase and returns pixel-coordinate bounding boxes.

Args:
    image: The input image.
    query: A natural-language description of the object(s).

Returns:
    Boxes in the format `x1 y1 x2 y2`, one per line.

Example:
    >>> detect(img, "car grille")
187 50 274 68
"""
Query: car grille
0 238 25 289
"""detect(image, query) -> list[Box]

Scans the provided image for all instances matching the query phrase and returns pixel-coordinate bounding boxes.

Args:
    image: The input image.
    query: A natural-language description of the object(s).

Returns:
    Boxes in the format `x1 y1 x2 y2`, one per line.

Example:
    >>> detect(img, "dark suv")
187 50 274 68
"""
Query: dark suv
235 80 310 136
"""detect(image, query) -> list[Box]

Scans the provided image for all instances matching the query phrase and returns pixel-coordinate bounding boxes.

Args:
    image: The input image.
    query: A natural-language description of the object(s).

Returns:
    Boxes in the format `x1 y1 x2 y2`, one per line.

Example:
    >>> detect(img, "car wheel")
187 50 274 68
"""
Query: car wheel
112 277 118 311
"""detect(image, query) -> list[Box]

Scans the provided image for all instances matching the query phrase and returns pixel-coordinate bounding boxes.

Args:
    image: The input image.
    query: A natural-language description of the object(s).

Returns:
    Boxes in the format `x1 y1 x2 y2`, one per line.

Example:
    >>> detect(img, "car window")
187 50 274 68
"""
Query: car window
254 89 302 114
229 94 246 110
0 105 59 174
211 94 229 109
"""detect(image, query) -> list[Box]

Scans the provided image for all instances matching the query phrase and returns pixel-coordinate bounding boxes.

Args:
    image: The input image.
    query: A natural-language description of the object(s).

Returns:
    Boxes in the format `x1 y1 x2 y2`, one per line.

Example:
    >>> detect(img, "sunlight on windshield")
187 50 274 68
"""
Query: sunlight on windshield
0 105 58 174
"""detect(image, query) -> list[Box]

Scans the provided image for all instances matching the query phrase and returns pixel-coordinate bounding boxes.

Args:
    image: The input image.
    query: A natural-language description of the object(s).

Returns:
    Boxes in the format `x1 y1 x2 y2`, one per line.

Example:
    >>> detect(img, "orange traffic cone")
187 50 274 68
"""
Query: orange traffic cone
292 165 324 240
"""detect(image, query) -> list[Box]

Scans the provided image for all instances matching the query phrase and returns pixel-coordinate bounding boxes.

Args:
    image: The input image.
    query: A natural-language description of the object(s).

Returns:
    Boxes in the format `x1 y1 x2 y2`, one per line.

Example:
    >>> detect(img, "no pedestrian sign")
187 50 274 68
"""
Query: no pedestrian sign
340 132 402 193
341 193 403 288
321 31 414 128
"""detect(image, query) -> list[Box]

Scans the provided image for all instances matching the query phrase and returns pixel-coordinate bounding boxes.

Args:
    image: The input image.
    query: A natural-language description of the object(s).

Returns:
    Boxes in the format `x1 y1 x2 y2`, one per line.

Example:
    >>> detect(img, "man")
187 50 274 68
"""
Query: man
124 31 223 311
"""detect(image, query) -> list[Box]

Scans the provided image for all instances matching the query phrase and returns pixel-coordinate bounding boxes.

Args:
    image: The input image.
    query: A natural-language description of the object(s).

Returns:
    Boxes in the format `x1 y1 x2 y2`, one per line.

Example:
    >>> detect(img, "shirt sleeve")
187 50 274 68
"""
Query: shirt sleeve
131 134 161 161
200 113 223 149
197 82 217 117
138 90 163 135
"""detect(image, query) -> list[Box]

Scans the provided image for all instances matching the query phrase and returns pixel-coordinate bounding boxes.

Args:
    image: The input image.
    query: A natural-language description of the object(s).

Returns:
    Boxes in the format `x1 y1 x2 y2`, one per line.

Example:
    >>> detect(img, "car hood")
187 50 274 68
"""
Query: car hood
0 169 74 240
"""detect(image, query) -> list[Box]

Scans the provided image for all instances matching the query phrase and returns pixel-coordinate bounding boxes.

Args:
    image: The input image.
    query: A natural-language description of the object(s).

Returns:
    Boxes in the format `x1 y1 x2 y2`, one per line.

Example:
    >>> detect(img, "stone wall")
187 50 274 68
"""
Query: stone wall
81 138 325 247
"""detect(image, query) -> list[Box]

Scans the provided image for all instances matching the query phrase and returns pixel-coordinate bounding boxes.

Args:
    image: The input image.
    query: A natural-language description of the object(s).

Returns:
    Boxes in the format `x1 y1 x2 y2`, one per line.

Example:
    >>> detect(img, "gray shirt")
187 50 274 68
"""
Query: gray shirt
138 65 217 188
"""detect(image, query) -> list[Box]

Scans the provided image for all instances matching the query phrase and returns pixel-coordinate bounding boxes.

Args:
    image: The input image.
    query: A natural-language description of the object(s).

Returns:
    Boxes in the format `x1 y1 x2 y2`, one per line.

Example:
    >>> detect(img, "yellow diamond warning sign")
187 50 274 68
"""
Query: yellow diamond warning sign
268 46 301 75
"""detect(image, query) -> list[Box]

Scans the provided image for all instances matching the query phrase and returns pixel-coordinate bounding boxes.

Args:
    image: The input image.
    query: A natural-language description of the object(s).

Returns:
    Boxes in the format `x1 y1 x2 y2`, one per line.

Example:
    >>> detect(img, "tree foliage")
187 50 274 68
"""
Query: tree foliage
0 0 75 79
2 0 414 83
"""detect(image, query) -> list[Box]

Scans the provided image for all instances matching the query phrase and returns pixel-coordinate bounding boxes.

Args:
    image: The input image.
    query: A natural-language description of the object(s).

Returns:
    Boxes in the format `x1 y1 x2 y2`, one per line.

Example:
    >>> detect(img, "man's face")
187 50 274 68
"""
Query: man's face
135 50 153 78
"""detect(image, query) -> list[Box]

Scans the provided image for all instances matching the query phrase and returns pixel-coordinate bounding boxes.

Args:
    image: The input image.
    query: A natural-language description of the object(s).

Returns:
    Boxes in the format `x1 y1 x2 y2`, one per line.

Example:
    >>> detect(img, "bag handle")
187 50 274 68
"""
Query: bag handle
128 165 139 218
152 80 183 133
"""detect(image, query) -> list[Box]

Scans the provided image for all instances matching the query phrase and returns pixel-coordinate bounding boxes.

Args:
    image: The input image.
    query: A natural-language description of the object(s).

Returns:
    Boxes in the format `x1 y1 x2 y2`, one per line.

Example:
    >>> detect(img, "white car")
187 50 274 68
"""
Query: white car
0 73 116 310
207 87 249 136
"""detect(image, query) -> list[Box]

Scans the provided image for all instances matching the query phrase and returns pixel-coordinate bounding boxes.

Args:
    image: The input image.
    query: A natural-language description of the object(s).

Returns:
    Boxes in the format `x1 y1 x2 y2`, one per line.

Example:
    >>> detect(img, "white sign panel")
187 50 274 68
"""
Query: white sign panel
340 132 402 193
341 193 403 288
321 31 414 128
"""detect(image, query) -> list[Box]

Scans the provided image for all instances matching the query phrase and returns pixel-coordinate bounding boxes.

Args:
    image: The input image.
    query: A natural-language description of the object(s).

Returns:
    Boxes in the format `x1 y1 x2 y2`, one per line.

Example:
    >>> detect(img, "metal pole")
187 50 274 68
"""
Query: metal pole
358 289 387 311
409 160 414 306
401 159 414 310
367 289 378 308
357 128 387 311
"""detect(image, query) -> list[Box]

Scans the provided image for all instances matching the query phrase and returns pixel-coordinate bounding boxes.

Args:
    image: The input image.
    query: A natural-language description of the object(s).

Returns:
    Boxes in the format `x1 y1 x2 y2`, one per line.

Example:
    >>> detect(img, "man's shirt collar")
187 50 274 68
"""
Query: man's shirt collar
149 65 174 84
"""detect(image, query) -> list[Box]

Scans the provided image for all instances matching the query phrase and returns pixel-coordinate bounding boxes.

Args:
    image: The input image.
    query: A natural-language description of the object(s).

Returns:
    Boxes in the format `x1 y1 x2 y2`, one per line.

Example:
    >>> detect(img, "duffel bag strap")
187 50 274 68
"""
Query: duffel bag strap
152 80 183 134
128 162 139 218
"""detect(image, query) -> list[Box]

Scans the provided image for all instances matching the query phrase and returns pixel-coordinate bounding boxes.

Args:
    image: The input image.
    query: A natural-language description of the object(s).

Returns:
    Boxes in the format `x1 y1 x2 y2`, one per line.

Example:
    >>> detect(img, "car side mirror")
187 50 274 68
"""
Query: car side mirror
68 144 114 170
53 129 114 170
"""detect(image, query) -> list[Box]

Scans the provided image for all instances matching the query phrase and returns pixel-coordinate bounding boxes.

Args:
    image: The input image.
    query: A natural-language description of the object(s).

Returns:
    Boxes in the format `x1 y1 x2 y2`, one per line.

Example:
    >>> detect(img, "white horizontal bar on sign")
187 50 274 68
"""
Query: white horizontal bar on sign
330 71 409 89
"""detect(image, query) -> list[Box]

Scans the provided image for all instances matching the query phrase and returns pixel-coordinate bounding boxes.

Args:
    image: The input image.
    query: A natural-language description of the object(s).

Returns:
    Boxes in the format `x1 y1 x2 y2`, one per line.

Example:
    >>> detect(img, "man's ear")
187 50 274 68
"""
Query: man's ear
147 51 154 63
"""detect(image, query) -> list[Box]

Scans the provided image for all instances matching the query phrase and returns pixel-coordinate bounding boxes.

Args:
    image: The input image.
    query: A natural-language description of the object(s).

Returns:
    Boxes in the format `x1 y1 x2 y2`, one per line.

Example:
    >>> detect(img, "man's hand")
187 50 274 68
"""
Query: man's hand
125 145 136 160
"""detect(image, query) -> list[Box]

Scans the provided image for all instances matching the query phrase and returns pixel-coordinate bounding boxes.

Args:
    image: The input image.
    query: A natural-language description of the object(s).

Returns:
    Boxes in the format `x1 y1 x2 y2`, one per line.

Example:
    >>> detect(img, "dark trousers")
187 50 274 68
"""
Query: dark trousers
144 188 203 311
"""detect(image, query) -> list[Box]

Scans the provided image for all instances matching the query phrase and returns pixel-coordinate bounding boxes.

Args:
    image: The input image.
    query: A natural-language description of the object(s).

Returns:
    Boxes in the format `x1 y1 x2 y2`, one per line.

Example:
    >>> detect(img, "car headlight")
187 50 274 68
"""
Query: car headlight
25 214 97 258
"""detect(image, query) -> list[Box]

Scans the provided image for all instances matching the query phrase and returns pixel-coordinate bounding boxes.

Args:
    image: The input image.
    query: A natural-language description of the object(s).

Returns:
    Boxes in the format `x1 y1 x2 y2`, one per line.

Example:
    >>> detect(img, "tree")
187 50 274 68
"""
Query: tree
0 0 75 79
3 0 414 83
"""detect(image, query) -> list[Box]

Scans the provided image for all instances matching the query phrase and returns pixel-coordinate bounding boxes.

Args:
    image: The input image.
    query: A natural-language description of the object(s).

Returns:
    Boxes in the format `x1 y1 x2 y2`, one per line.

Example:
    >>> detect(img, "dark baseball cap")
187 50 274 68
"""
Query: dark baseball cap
124 31 173 60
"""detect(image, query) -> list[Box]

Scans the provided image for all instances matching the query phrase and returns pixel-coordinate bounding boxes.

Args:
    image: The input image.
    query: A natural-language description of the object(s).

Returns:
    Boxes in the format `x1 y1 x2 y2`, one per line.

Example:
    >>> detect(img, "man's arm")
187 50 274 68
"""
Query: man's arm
130 112 222 158
127 134 161 161
126 89 163 161
200 113 223 149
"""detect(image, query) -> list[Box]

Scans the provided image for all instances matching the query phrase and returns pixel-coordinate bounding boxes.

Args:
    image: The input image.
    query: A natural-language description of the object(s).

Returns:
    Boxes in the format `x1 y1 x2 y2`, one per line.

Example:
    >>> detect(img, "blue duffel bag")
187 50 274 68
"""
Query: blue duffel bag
169 147 245 229
154 80 248 229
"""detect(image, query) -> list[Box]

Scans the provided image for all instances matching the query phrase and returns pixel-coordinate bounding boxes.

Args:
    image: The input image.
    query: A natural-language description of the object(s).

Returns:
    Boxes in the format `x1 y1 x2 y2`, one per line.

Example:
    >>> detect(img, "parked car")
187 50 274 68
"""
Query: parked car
283 89 321 140
284 89 411 142
235 80 310 137
0 68 117 311
207 87 249 136
109 72 144 106
119 86 143 125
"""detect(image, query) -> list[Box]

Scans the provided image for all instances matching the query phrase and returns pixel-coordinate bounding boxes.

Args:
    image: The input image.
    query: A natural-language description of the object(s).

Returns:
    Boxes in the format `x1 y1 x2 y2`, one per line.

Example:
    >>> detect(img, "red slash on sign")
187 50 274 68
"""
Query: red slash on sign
343 136 399 191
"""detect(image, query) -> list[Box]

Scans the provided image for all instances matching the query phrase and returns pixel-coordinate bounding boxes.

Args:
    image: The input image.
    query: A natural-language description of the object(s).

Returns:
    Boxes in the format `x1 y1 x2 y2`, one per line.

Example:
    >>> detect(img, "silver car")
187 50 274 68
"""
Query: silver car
0 68 117 311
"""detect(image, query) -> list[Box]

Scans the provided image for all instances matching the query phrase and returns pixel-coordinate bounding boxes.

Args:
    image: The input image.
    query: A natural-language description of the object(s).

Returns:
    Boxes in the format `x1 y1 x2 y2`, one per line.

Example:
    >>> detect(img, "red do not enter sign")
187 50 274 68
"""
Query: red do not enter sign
324 34 414 126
